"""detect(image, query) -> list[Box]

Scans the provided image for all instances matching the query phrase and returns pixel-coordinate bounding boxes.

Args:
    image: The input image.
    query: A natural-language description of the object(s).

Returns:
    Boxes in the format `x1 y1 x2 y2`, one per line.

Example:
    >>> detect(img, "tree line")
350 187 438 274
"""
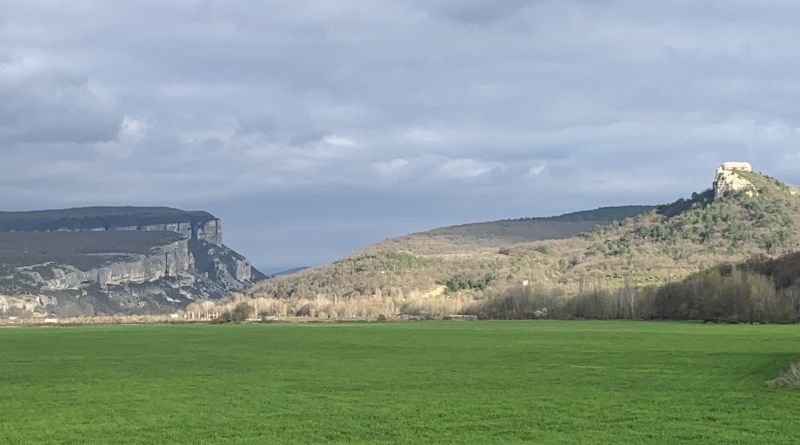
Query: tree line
471 254 800 323
189 253 800 324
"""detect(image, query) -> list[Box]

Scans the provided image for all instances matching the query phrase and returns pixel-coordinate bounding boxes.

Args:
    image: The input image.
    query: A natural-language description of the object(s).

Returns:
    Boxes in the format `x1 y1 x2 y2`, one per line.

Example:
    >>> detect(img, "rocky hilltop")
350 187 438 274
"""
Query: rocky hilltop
713 161 754 199
0 207 264 317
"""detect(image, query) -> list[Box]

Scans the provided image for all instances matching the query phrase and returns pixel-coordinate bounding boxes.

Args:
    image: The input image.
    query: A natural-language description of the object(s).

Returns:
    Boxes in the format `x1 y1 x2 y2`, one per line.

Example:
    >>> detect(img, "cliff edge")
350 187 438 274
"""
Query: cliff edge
713 162 755 199
0 207 264 317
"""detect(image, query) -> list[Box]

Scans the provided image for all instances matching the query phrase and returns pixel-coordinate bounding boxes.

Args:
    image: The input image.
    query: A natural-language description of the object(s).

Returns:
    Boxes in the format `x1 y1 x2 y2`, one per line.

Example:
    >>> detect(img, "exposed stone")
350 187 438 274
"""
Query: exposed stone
0 208 264 317
714 162 755 200
53 219 223 246
38 238 193 290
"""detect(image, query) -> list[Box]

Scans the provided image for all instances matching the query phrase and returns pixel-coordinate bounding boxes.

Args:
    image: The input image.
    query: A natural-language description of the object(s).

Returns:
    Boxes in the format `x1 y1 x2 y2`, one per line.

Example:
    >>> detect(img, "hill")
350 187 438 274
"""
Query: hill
0 207 264 318
242 163 800 320
245 206 654 307
372 205 653 254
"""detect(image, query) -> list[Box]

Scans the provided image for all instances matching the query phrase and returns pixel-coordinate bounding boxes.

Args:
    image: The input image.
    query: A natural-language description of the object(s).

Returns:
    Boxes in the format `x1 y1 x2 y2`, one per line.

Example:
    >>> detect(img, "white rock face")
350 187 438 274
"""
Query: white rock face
58 220 223 246
0 209 261 317
714 162 754 199
39 239 194 291
717 162 753 174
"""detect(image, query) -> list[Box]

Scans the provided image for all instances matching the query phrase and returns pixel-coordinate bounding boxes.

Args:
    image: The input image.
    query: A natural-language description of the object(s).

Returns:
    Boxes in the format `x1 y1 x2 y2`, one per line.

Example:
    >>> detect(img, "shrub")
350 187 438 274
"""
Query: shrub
771 363 800 389
438 273 494 293
212 312 232 324
215 302 253 323
231 302 253 322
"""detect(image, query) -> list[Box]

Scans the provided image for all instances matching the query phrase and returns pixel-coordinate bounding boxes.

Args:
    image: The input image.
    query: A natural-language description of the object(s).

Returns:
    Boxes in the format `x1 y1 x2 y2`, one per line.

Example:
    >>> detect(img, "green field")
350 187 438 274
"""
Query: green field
1 321 799 444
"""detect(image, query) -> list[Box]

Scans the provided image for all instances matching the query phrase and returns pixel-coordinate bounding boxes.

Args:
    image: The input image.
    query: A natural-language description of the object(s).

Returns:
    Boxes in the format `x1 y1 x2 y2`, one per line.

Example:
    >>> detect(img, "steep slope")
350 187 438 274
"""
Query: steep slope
0 207 264 317
245 163 800 319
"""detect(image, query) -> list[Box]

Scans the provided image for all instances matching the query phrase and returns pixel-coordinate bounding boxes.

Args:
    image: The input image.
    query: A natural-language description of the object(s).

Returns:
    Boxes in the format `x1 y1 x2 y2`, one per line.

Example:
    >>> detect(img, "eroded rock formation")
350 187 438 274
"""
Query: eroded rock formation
0 207 264 317
714 162 754 200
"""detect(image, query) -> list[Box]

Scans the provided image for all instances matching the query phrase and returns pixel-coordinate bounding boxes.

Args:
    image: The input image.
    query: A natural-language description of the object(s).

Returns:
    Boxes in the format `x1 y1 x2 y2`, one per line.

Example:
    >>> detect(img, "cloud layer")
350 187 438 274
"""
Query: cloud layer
3 0 800 267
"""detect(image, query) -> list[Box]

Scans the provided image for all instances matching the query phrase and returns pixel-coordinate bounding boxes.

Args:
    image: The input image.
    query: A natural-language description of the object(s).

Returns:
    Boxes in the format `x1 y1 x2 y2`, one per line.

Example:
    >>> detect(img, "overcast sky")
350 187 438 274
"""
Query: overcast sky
3 0 800 270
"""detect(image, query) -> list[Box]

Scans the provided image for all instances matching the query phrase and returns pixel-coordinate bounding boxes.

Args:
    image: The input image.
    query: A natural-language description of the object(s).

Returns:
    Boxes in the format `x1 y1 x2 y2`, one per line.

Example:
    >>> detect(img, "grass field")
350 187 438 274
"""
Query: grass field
1 321 799 444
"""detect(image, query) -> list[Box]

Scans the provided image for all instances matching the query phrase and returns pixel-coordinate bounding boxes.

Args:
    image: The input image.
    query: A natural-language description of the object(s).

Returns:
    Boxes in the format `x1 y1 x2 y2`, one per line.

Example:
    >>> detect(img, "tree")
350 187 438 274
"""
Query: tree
231 302 253 322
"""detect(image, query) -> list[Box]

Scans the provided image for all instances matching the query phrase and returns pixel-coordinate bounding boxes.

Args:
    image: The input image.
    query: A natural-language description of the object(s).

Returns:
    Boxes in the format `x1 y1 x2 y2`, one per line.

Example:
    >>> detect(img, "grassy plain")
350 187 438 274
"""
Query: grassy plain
1 321 799 444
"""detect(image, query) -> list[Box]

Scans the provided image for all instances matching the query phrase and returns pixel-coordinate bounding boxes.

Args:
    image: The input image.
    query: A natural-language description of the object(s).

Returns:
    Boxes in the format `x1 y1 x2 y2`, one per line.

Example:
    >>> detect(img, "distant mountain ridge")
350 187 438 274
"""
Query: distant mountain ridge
395 206 654 252
0 207 264 318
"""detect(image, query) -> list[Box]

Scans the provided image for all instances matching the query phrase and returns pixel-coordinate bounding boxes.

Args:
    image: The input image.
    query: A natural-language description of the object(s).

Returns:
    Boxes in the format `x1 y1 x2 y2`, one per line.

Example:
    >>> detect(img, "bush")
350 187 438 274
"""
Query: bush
213 312 232 324
231 302 253 322
438 273 494 293
771 363 800 389
214 302 253 323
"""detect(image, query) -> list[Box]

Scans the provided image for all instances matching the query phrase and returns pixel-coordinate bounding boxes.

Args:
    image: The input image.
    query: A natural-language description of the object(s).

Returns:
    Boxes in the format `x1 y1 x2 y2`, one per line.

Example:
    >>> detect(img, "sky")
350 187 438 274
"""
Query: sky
3 0 800 270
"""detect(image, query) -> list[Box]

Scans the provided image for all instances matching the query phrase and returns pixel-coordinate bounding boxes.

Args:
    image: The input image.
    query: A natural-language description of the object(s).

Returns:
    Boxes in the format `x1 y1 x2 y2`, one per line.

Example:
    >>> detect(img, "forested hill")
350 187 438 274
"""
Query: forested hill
245 164 800 321
369 205 654 254
425 205 652 241
588 170 800 259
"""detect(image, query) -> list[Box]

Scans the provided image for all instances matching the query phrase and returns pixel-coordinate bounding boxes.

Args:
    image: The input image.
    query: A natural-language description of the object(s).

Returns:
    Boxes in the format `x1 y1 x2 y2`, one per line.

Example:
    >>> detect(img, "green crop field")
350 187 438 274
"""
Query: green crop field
1 321 799 444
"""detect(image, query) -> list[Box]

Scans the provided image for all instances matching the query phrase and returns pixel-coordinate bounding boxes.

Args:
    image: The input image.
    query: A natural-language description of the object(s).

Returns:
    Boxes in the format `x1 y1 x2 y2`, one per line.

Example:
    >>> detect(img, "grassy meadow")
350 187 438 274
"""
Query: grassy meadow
1 321 799 444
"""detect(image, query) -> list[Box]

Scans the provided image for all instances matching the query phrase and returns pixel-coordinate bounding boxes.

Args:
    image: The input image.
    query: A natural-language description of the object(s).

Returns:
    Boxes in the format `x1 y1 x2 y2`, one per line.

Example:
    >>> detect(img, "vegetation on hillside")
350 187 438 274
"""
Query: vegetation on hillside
438 273 494 293
653 252 800 323
378 205 654 254
590 173 798 258
249 206 657 303
240 169 800 323
467 250 800 323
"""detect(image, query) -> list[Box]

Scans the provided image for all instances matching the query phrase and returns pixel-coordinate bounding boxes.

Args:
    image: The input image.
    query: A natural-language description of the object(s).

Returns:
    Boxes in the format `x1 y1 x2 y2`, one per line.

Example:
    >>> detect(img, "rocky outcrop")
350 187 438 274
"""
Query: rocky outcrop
55 219 223 246
0 294 58 316
37 238 193 290
714 162 755 200
0 207 263 317
191 240 257 291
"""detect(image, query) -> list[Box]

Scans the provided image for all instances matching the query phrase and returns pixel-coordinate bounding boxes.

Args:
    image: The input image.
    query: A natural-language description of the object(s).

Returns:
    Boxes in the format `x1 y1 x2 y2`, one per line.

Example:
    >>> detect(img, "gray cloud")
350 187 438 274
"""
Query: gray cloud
3 0 800 268
414 0 536 24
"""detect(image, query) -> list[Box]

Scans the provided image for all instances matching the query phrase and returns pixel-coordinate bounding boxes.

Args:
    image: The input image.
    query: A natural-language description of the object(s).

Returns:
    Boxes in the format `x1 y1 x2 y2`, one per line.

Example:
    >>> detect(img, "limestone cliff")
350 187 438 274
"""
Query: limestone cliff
37 238 193 290
56 219 223 246
0 207 264 318
713 162 755 199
